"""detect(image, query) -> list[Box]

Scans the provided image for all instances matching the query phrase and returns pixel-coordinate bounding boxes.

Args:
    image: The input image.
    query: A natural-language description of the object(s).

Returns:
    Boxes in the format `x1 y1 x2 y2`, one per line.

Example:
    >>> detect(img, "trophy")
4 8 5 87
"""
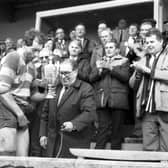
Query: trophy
44 55 58 99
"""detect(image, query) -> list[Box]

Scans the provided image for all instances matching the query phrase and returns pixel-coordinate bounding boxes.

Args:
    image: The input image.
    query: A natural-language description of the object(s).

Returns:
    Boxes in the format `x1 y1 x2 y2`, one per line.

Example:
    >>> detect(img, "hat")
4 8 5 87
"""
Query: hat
141 18 157 27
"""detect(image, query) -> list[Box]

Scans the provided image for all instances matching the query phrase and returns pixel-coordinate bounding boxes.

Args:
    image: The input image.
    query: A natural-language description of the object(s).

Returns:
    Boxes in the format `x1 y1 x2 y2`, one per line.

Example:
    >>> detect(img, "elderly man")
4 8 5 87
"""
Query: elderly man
90 27 113 68
130 28 168 151
40 59 96 158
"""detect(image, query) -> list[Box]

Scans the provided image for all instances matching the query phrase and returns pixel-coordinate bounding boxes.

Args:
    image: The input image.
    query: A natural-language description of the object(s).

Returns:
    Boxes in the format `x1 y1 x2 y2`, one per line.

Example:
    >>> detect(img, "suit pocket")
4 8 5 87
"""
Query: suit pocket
160 90 168 110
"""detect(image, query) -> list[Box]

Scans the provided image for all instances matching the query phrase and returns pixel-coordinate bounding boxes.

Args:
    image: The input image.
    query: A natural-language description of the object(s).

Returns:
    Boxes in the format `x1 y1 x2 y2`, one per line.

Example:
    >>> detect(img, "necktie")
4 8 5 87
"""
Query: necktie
77 38 83 48
57 86 68 105
119 30 123 42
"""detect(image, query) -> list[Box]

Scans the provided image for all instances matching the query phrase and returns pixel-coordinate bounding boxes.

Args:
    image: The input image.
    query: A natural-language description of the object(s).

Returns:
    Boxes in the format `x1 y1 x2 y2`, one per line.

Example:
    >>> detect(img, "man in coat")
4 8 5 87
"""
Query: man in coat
130 28 168 151
90 39 130 149
39 59 96 158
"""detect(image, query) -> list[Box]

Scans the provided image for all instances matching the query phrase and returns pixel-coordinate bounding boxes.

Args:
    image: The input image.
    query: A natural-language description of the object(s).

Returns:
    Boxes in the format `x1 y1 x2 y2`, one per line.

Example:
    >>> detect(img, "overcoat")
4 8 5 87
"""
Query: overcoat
40 79 96 158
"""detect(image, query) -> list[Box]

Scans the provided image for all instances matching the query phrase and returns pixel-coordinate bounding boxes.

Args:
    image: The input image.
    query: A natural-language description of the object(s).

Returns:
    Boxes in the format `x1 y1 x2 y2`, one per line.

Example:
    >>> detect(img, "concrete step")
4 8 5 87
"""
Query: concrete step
90 137 143 150
90 142 143 151
122 143 143 151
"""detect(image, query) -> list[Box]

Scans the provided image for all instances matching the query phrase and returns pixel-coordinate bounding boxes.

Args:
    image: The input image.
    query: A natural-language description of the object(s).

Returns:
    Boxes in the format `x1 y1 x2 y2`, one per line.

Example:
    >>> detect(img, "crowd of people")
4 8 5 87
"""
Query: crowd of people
0 18 168 158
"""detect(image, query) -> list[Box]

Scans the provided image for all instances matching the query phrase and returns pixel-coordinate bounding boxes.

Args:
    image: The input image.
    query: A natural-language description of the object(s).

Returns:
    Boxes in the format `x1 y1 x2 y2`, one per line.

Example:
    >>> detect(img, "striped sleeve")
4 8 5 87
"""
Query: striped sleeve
12 62 36 98
0 51 20 87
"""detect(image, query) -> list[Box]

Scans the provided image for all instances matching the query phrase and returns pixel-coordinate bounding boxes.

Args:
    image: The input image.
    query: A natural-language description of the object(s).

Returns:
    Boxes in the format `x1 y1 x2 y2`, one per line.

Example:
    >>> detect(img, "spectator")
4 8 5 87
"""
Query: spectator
39 59 96 158
90 39 130 149
44 39 54 52
125 23 139 61
47 29 55 41
16 38 26 49
129 28 168 151
54 28 69 58
68 40 91 82
128 19 155 139
75 23 96 61
97 20 108 38
139 19 154 43
69 29 76 41
24 28 46 49
90 28 113 68
112 19 129 56
4 37 15 56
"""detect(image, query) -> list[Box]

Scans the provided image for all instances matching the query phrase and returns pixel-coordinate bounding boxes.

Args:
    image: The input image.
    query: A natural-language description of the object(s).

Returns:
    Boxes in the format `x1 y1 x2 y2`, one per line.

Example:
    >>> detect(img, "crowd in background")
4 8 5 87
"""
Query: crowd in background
0 18 168 158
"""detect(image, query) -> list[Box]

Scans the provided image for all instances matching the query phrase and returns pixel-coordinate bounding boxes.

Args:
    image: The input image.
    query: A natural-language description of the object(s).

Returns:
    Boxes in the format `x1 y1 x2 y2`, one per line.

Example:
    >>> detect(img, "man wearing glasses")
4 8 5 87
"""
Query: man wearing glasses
40 59 96 158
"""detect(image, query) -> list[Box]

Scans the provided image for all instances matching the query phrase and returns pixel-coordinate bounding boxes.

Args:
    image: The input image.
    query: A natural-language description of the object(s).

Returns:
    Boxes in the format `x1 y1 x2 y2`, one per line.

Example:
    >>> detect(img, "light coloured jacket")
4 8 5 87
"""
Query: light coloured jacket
129 45 168 115
154 45 168 111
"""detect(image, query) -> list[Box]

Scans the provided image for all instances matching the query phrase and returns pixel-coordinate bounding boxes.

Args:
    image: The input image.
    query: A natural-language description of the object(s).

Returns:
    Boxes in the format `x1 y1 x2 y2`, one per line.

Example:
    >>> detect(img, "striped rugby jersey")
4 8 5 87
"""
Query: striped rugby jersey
0 51 36 106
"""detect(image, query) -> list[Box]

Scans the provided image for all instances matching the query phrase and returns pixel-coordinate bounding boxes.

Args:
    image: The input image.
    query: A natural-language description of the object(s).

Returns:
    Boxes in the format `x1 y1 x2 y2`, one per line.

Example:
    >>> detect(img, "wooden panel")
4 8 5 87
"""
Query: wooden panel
70 148 168 161
0 156 167 168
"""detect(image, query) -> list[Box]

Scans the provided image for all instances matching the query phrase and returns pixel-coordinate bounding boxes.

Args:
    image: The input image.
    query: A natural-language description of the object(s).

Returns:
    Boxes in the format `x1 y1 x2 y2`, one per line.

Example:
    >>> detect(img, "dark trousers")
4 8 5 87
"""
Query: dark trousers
29 101 45 157
95 107 124 149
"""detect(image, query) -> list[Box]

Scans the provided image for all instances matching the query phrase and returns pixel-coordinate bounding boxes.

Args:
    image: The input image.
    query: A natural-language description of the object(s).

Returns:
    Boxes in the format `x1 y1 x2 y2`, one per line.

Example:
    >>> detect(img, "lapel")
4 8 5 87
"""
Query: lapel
55 85 62 103
97 45 104 60
57 79 81 108
83 38 88 50
115 28 120 41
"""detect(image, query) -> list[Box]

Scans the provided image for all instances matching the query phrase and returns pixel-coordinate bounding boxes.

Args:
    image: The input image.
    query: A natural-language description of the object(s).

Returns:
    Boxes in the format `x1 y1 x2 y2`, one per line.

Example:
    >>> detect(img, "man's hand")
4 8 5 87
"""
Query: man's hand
132 43 146 58
96 60 105 69
17 113 29 128
40 136 48 149
61 121 74 132
131 61 151 74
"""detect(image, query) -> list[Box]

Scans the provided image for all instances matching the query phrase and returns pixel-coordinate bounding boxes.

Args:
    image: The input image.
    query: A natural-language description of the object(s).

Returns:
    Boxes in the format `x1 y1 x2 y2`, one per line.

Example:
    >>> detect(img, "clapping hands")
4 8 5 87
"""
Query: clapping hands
130 61 151 74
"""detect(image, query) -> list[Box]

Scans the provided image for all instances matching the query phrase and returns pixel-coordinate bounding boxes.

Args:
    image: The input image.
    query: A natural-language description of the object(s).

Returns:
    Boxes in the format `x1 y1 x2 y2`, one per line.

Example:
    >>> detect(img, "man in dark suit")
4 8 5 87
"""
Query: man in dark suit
75 23 96 61
54 28 69 57
39 59 96 158
112 19 129 56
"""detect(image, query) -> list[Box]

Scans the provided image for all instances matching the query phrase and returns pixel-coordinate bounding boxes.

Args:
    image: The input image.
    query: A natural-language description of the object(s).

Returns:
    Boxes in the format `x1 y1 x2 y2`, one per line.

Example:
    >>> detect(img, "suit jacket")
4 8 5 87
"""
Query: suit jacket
54 39 69 57
40 79 96 157
81 38 96 61
90 44 104 68
112 27 129 57
129 45 168 117
112 27 129 43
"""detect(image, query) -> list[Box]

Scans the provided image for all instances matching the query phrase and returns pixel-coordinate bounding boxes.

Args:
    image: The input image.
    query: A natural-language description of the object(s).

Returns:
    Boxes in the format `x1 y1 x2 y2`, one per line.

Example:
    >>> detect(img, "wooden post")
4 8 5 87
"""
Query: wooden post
35 13 41 31
154 0 163 31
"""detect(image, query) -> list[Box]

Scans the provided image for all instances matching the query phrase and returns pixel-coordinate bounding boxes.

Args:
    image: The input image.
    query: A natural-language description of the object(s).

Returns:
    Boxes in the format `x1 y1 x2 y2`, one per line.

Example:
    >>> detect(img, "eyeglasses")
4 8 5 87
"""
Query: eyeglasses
60 71 72 76
40 56 49 60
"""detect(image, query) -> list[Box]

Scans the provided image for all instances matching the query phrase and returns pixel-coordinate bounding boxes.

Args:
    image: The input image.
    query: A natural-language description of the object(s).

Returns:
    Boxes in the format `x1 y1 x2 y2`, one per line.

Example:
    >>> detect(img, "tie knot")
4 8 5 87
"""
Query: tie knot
63 86 69 91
